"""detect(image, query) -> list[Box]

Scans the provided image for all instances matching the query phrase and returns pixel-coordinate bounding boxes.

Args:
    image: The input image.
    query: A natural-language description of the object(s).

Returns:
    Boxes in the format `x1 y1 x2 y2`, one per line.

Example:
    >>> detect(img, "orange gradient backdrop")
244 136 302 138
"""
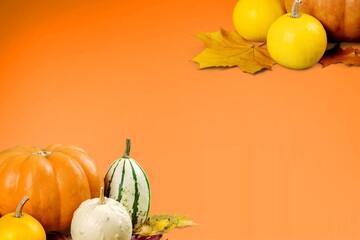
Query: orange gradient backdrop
1 0 360 239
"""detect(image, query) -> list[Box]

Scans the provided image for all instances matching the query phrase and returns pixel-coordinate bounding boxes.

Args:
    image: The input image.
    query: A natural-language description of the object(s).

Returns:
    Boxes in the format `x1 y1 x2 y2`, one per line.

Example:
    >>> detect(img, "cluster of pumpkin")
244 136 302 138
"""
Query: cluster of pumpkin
232 0 360 69
0 139 150 240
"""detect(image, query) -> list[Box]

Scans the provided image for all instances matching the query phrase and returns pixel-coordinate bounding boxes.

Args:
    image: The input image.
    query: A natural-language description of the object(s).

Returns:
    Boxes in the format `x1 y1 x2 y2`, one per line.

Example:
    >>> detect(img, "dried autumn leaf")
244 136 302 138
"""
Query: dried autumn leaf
192 28 276 74
319 44 360 67
46 232 71 240
151 214 195 229
134 214 195 237
131 235 163 240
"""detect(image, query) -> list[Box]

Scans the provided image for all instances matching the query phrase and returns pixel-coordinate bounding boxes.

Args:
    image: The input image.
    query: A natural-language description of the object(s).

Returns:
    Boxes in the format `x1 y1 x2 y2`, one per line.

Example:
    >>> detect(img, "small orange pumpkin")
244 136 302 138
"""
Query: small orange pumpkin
282 0 360 42
0 144 103 232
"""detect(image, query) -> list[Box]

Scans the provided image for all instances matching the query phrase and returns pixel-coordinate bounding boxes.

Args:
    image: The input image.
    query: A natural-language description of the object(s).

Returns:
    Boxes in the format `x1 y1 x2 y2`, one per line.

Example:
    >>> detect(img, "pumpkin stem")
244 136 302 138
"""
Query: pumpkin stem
33 151 51 157
123 139 131 158
99 187 106 204
14 195 30 218
290 0 302 18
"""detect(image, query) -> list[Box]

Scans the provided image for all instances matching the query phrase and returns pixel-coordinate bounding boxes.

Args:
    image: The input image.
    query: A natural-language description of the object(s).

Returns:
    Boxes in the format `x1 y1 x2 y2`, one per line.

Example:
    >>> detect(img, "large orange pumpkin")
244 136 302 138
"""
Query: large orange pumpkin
0 144 103 232
282 0 360 42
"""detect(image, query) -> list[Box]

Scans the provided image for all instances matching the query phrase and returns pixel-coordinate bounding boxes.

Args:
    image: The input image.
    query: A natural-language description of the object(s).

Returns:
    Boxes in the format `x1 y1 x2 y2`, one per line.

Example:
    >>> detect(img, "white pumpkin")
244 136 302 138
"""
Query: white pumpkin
70 187 132 240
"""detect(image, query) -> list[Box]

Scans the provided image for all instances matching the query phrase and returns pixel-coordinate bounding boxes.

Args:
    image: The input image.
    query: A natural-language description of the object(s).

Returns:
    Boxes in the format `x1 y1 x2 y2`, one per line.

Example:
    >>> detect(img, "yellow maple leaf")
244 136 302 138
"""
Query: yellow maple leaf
192 28 276 74
133 214 195 237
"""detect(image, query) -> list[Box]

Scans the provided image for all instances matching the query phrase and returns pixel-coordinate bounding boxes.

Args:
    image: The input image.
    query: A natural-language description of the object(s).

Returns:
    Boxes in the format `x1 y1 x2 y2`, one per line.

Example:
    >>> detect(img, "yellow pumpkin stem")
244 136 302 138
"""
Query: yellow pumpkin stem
14 195 30 218
290 0 302 18
99 187 106 204
123 139 131 158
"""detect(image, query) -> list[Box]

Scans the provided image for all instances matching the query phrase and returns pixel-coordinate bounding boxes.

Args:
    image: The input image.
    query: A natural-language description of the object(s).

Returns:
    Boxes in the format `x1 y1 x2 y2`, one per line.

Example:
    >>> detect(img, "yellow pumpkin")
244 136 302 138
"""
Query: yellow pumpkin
0 144 103 232
282 0 360 42
232 0 285 42
267 0 327 69
0 195 46 240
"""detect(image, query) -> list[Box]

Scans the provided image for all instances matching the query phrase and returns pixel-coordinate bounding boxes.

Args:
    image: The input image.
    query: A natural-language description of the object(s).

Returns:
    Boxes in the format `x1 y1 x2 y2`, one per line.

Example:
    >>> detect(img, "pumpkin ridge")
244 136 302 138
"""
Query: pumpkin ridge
57 148 103 198
43 144 62 153
14 145 41 154
23 153 58 230
49 145 87 154
0 154 28 214
117 159 127 202
0 145 35 160
14 154 33 195
132 159 151 219
339 1 347 41
104 159 121 197
51 151 93 198
0 151 23 170
47 151 91 231
129 159 140 226
45 153 63 231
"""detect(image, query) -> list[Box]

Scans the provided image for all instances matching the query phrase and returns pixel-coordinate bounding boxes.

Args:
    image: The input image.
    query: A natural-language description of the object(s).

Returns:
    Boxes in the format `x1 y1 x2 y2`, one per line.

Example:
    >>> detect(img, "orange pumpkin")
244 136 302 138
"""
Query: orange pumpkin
282 0 360 42
0 144 103 232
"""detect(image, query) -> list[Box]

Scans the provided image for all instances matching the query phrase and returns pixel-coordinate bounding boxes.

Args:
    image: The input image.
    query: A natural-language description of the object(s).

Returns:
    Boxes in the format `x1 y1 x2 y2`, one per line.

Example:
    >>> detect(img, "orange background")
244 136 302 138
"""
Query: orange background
1 0 360 239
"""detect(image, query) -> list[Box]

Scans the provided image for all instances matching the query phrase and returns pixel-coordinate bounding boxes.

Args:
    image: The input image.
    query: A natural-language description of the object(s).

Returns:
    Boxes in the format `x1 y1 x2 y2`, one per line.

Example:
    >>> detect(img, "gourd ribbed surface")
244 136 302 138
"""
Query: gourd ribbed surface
104 139 151 228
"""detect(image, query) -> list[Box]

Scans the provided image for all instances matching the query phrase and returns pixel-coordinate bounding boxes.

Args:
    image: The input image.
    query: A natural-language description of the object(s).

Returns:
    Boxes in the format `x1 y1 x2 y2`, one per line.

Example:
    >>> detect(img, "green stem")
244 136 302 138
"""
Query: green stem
123 139 131 158
290 0 302 18
14 195 30 218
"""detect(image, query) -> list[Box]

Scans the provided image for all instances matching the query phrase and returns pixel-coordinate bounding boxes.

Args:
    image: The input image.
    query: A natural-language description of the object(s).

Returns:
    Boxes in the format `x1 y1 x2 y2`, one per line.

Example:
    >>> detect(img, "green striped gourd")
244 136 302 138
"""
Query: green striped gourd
104 139 151 228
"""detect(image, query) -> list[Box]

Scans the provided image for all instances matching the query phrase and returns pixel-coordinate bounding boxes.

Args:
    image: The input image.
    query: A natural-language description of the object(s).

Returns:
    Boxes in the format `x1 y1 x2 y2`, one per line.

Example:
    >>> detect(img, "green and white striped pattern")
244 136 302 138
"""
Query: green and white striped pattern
104 139 151 228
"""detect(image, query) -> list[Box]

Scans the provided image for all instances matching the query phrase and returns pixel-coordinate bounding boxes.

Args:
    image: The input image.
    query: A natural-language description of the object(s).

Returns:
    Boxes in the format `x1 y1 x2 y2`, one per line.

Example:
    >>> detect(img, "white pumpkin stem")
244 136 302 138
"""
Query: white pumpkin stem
14 195 30 218
99 187 106 204
123 139 131 158
290 0 302 18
